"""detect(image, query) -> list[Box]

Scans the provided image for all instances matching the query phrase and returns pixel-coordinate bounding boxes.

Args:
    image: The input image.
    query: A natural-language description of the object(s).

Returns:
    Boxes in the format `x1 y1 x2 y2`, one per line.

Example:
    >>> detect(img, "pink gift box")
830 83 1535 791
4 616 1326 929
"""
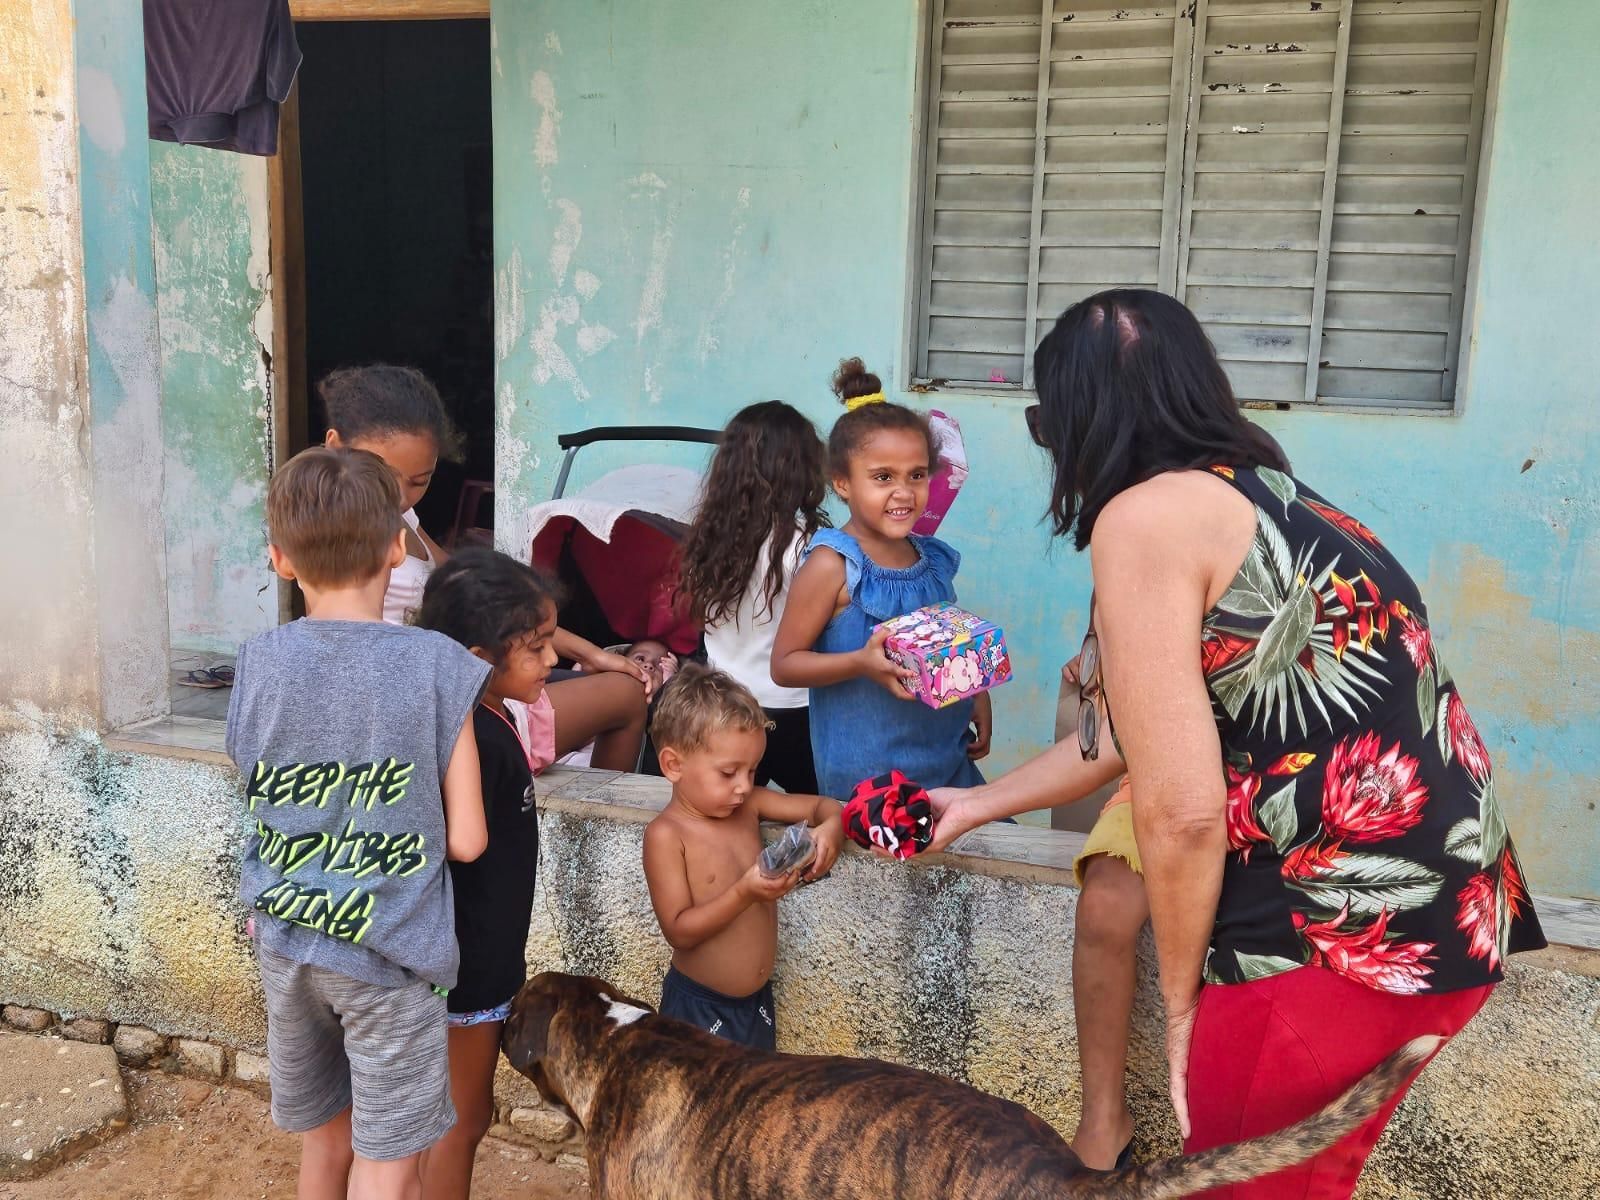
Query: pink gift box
875 602 1012 710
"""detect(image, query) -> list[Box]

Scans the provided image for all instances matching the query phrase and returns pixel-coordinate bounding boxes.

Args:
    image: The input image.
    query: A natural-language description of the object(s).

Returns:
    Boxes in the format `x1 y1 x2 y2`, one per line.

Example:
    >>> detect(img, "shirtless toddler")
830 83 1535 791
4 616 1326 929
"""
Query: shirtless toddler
642 665 843 1049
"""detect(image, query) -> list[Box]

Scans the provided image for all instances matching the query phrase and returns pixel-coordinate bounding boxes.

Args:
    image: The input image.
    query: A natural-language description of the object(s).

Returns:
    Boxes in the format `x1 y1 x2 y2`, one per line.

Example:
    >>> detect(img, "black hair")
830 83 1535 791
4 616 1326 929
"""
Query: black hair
1032 288 1290 551
825 357 938 477
414 546 562 661
319 364 465 461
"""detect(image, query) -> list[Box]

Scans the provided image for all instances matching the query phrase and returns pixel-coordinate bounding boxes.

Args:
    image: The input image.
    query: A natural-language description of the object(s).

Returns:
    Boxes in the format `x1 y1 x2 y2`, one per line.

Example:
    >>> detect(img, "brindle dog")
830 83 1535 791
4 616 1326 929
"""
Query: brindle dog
504 972 1439 1200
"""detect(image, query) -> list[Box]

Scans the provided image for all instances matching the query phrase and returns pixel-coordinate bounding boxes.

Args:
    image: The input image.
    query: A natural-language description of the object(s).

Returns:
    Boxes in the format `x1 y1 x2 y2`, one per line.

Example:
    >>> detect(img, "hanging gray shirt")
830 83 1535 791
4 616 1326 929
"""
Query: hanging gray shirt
226 619 489 990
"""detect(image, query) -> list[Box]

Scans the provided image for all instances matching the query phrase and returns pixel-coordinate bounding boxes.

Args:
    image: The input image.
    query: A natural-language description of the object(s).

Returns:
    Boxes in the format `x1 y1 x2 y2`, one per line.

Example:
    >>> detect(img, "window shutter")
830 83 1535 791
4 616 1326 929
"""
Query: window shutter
1176 0 1351 405
913 0 1496 409
916 0 1044 388
1317 0 1497 407
916 1 1190 389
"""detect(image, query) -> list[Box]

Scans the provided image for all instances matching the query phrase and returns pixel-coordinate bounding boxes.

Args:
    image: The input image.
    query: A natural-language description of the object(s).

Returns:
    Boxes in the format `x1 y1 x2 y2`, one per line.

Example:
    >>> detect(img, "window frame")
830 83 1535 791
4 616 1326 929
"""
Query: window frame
900 0 1511 415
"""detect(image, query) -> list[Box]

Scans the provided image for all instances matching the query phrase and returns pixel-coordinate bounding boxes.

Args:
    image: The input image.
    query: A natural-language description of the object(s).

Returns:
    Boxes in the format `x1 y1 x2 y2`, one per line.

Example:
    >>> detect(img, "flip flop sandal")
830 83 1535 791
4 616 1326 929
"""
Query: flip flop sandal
178 667 229 689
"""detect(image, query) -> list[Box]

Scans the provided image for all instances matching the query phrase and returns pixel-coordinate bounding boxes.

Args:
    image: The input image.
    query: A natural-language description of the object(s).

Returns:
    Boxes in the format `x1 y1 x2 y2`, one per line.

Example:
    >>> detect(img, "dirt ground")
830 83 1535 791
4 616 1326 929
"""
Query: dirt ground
0 1071 588 1200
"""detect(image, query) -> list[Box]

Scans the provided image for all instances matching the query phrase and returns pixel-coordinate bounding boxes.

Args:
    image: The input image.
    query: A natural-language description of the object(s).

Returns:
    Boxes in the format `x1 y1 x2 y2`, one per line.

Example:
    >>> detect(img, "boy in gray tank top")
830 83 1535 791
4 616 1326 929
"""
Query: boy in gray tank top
226 447 489 1195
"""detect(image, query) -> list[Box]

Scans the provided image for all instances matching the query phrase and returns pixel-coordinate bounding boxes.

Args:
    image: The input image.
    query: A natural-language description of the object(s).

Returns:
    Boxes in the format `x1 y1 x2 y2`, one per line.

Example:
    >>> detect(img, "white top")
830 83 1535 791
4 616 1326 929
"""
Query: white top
383 508 436 626
704 530 807 710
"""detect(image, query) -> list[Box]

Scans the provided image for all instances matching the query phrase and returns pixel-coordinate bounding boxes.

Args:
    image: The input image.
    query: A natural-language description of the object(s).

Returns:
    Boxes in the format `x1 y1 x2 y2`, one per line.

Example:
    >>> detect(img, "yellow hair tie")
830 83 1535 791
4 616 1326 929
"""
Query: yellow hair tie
845 391 886 412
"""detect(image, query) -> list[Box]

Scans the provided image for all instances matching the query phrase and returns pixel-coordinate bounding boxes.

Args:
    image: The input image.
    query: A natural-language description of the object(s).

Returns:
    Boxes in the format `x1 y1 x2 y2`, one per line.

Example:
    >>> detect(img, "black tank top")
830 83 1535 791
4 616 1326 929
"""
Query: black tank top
1199 465 1544 993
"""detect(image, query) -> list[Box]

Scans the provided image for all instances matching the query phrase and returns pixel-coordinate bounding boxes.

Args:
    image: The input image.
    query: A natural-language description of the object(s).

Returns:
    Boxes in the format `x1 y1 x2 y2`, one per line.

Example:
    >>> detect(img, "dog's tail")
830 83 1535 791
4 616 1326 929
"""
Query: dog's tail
1071 1035 1441 1199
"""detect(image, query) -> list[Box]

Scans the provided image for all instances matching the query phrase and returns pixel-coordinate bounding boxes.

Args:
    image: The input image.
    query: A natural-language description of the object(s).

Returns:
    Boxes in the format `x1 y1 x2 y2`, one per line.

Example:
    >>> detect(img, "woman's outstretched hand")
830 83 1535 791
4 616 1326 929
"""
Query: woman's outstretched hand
924 786 976 854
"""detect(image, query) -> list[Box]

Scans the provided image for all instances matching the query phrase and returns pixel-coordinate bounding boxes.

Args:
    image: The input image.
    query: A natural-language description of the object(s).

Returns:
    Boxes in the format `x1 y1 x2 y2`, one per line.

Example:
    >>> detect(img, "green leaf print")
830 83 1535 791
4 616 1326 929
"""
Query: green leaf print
1259 467 1298 515
1257 779 1299 854
1255 584 1317 687
1292 853 1445 917
1437 694 1454 766
1217 538 1280 620
1417 661 1438 738
1444 817 1482 863
1476 777 1509 869
1232 950 1307 983
1211 665 1253 721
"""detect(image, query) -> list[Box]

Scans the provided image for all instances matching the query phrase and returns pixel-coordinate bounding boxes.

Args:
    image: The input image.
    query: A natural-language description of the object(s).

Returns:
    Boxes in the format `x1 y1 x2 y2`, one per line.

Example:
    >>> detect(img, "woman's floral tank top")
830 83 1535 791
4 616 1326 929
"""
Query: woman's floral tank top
1201 465 1545 994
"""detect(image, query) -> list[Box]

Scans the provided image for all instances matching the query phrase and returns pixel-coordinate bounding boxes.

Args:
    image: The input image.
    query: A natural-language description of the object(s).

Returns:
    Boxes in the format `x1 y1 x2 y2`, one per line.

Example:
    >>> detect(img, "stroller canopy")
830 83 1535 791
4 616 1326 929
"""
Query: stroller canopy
526 465 703 656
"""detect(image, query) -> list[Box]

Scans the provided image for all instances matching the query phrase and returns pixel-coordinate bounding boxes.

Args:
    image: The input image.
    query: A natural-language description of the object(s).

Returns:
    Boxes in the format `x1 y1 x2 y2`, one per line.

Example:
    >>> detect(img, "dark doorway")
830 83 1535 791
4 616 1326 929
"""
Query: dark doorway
295 18 493 542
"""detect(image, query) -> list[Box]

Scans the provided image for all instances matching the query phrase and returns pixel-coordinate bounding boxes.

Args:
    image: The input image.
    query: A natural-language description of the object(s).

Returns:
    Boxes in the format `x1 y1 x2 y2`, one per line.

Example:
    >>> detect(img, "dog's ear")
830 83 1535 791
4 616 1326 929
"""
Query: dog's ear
502 976 559 1076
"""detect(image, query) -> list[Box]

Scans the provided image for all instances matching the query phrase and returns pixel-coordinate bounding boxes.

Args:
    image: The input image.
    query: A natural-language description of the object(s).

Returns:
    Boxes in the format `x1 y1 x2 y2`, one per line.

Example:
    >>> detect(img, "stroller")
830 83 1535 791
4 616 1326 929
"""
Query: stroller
525 426 723 771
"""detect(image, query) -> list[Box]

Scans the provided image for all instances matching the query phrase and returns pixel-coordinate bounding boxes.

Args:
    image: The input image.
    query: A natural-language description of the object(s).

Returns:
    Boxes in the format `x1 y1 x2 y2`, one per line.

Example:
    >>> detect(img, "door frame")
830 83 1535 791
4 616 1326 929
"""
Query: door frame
267 0 490 619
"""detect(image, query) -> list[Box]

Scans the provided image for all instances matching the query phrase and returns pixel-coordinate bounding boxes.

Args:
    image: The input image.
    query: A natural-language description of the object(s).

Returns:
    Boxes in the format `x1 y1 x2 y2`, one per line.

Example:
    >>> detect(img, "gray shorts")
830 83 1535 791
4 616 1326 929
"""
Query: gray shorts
257 943 454 1160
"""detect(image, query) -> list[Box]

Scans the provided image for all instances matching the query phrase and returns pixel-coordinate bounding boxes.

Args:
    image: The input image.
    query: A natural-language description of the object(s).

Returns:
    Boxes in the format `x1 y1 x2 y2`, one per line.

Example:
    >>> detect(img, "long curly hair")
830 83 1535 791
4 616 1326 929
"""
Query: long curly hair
678 401 829 626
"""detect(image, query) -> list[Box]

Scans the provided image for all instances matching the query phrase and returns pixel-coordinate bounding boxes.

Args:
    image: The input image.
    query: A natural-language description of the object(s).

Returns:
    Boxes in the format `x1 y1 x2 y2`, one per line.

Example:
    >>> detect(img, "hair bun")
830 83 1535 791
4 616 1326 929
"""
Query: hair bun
831 356 882 404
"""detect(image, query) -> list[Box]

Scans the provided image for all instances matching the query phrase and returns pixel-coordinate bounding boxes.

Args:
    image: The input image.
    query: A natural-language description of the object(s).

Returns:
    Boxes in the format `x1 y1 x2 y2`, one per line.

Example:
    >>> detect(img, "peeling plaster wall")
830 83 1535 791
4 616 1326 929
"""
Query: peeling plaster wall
0 731 262 1046
491 0 1600 899
74 0 170 727
0 0 99 723
0 746 1592 1197
518 798 1599 1199
150 146 276 653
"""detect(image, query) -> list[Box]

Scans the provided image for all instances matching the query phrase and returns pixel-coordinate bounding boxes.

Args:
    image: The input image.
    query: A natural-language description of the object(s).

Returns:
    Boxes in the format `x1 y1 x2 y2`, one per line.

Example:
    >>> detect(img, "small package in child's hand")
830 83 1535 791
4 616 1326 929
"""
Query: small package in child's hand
912 410 968 537
875 601 1012 710
759 821 815 877
842 771 935 859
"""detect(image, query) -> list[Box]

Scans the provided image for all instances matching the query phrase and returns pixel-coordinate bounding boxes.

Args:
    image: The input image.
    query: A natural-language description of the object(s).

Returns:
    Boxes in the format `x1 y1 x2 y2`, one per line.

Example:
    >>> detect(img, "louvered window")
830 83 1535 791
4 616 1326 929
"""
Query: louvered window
911 0 1498 409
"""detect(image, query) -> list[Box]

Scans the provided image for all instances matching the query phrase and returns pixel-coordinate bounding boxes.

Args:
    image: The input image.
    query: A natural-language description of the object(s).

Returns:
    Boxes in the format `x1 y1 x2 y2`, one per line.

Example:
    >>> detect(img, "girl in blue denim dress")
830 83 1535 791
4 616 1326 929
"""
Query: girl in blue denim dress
771 358 991 800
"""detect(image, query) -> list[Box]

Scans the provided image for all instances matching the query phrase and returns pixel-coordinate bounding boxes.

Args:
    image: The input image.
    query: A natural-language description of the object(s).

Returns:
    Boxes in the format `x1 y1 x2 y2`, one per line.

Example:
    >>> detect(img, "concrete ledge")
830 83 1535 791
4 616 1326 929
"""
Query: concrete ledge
2 738 1596 1196
521 768 1600 1199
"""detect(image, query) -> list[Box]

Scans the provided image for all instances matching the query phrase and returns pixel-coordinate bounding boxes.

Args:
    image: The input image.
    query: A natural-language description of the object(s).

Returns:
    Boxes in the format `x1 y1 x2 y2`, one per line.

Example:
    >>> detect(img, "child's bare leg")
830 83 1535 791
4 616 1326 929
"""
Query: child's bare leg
1070 854 1150 1170
421 1022 503 1200
299 1107 354 1200
349 1151 425 1200
548 673 648 771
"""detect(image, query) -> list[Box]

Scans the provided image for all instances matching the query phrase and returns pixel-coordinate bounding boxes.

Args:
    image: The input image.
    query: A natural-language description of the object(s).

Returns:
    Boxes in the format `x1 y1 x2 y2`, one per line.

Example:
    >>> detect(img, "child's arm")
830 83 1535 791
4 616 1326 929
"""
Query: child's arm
753 788 845 882
968 691 993 760
442 716 488 862
643 820 799 952
554 627 654 694
770 551 916 696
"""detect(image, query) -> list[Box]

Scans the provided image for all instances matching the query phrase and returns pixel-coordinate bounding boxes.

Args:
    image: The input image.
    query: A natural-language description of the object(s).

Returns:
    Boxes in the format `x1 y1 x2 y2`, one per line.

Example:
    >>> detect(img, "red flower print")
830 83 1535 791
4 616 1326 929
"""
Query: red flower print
1268 752 1316 776
1202 630 1254 677
1454 872 1499 969
1502 849 1529 919
1293 905 1435 993
1321 732 1430 843
1442 691 1492 783
1325 571 1388 659
1281 837 1346 881
1225 765 1269 859
1392 602 1433 671
1304 498 1384 548
1210 465 1236 480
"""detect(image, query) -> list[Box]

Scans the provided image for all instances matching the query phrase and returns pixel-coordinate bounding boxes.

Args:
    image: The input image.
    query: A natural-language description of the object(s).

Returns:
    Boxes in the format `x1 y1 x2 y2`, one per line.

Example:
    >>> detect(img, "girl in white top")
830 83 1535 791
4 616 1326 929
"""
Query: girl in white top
677 401 828 793
321 364 656 770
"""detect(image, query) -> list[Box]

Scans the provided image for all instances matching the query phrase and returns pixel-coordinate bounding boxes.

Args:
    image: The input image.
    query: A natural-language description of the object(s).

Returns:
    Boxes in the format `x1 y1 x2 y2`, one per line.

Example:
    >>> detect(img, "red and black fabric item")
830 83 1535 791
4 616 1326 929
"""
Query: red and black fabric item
842 771 935 860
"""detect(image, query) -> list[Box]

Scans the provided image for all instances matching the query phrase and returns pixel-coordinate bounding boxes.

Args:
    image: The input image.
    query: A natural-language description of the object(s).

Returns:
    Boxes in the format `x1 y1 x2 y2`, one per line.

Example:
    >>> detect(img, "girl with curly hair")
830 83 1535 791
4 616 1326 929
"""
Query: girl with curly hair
677 401 830 793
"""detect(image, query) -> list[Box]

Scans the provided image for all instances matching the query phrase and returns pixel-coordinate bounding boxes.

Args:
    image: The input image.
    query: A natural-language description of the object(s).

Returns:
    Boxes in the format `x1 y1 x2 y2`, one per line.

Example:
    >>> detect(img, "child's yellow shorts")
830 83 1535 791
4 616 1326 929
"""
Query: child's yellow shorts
1072 776 1141 887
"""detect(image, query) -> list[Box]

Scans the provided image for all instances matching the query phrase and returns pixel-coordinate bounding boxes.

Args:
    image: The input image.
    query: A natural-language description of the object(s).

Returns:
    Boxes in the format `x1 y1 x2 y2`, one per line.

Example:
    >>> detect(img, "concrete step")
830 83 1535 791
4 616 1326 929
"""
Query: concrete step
0 1031 129 1180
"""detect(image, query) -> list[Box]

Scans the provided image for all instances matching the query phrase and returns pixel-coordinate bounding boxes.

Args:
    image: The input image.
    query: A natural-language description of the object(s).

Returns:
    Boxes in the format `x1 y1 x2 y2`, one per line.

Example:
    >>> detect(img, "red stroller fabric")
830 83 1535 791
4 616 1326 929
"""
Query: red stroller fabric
842 770 936 860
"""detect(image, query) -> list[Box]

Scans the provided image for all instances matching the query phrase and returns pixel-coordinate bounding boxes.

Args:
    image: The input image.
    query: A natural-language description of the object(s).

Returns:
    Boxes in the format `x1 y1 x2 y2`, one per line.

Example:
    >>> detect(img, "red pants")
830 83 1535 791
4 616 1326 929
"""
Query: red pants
1184 966 1492 1199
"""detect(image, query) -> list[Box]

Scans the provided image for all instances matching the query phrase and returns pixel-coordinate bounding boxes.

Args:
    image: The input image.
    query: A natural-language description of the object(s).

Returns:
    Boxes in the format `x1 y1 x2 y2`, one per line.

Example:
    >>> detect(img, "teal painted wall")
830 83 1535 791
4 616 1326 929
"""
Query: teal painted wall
494 0 1599 899
74 0 171 724
149 145 276 654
